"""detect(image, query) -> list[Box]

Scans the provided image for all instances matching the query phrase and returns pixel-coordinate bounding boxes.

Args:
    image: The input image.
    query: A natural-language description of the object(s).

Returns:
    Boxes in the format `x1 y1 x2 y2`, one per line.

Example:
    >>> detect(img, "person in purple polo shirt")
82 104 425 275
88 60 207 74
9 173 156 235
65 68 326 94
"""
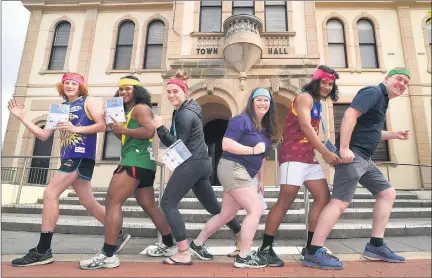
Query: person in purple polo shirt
189 88 278 268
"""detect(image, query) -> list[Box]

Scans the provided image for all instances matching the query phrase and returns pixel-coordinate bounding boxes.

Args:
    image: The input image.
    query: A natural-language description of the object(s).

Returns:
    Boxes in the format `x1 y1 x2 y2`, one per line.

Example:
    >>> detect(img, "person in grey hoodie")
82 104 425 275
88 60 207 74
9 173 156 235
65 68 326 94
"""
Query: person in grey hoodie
152 70 241 265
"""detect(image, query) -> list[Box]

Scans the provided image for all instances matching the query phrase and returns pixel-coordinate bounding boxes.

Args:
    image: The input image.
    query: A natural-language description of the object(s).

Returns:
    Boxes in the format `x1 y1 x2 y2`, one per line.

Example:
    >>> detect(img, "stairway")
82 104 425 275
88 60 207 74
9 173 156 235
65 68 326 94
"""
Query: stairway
2 187 431 240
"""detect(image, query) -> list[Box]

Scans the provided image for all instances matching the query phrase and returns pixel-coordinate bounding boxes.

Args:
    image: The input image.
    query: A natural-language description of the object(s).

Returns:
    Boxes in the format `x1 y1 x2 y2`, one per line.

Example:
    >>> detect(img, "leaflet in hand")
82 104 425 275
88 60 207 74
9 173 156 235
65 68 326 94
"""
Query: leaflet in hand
324 138 337 153
46 104 70 129
159 139 192 171
106 97 126 124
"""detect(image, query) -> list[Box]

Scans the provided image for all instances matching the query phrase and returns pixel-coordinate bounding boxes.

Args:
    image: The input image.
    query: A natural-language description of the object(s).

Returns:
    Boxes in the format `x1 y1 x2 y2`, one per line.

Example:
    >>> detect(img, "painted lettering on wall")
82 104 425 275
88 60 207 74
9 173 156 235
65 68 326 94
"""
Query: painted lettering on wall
268 48 288 55
196 48 218 55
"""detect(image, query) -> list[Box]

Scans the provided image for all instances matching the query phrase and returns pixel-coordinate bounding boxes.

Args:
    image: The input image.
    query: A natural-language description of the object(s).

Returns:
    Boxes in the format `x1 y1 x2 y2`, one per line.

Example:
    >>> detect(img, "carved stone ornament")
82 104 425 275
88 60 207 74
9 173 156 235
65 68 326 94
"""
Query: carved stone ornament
270 77 281 94
206 79 215 95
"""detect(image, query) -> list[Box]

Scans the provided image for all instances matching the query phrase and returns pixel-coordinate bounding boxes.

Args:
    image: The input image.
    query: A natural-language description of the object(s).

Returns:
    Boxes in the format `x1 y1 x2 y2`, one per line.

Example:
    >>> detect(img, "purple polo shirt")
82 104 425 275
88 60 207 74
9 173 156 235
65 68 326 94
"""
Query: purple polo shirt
221 113 271 178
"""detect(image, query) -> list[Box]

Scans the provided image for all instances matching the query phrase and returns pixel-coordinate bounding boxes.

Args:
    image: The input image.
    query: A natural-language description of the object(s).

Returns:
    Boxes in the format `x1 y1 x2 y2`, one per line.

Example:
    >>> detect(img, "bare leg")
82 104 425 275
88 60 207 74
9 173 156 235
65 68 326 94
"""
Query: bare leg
304 179 330 232
72 178 105 224
371 188 396 238
41 171 79 231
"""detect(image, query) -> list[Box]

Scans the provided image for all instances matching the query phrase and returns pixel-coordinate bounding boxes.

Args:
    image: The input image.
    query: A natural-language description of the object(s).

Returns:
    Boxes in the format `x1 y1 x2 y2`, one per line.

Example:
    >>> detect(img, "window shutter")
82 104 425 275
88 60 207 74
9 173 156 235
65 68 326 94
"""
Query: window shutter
48 22 71 70
328 44 347 68
359 45 378 68
145 45 163 69
200 6 222 32
327 19 344 43
144 21 164 69
265 3 287 32
333 104 389 161
357 20 375 44
114 21 135 70
114 46 132 70
233 1 254 15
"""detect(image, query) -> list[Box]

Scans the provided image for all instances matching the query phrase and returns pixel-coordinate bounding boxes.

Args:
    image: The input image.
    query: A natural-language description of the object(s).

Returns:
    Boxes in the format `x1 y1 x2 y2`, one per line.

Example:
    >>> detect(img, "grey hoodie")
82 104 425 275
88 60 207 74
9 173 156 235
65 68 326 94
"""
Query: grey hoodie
156 99 209 160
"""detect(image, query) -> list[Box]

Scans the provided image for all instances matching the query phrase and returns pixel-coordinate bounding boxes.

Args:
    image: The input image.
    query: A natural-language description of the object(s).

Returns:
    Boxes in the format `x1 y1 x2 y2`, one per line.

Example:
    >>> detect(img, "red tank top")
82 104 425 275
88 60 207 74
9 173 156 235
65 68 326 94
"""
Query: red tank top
279 94 321 164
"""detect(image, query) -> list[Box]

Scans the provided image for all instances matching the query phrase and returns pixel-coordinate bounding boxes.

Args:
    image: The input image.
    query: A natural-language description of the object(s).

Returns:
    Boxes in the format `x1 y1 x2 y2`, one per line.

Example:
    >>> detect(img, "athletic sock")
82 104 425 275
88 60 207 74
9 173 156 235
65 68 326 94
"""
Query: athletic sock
370 237 384 247
306 231 314 249
103 243 117 257
36 231 54 254
162 233 174 247
308 245 322 255
260 233 274 251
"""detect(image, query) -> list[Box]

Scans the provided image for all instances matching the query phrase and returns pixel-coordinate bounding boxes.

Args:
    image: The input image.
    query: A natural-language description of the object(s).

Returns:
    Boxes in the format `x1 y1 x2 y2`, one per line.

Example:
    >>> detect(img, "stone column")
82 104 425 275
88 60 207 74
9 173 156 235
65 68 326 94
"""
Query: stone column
397 5 431 188
304 1 319 56
77 8 99 79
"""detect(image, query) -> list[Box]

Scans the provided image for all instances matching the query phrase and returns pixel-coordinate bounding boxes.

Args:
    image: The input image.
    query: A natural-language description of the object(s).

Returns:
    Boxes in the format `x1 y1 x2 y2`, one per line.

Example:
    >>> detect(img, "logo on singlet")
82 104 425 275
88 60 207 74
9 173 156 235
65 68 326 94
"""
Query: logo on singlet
75 147 85 153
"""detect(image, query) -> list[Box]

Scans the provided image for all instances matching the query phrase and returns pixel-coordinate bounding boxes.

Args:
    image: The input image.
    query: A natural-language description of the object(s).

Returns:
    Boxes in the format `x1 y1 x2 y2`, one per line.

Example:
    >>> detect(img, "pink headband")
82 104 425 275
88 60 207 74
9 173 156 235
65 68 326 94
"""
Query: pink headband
167 78 188 94
62 73 85 85
312 68 336 81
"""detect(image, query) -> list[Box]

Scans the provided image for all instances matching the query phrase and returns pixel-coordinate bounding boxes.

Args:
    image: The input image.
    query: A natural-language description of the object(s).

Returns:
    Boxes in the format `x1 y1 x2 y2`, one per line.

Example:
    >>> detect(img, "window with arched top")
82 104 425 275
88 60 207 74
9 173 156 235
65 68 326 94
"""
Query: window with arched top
200 1 222 32
113 21 135 70
48 22 71 70
326 19 348 68
357 19 378 68
144 21 165 69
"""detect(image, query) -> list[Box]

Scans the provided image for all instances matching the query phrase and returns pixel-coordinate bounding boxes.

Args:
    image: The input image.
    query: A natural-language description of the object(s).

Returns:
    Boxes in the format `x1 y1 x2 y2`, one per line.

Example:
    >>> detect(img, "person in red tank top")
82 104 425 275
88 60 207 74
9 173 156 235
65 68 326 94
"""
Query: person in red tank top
258 65 342 267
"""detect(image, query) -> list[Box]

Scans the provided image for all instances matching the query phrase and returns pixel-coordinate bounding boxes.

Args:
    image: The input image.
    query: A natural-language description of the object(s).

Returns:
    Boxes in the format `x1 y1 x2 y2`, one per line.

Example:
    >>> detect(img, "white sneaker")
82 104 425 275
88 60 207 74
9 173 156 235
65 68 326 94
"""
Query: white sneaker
147 242 178 257
80 250 120 270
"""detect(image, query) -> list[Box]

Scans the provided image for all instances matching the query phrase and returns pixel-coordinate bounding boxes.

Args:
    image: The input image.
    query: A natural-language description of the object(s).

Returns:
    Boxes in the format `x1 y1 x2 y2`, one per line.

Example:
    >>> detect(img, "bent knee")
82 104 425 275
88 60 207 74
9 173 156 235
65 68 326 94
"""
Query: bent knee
377 187 396 200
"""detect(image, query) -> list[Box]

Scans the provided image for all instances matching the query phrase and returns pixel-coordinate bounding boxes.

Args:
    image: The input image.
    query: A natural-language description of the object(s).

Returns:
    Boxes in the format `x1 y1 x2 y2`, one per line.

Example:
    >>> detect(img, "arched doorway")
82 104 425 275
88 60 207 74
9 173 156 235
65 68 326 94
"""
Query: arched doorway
204 119 228 185
198 99 232 186
28 125 54 185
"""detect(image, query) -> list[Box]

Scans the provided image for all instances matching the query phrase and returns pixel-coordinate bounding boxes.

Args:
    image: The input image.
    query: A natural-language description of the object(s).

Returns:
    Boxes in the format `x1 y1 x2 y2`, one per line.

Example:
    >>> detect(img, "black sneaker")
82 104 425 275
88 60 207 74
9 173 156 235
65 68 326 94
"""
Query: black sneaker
258 245 284 267
234 250 267 268
190 241 213 260
12 248 54 267
301 245 339 261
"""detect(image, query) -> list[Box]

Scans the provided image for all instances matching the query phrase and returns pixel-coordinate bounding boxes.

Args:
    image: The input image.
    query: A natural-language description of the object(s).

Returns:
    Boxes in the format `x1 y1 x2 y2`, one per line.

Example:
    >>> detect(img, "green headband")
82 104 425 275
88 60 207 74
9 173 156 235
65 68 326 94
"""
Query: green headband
387 67 411 78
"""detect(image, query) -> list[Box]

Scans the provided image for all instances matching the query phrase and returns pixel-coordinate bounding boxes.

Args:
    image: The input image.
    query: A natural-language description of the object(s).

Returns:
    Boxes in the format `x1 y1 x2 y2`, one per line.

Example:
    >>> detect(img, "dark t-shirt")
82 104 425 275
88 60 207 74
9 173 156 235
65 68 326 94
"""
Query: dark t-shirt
336 83 389 159
222 113 271 178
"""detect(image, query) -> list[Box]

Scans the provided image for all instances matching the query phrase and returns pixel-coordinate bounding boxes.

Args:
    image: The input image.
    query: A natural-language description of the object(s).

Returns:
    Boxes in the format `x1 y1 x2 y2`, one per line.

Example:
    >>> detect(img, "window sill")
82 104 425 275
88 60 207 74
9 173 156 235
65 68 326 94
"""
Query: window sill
332 68 356 73
39 70 68 75
190 32 224 37
261 31 296 37
106 69 136 74
355 68 387 73
136 69 165 73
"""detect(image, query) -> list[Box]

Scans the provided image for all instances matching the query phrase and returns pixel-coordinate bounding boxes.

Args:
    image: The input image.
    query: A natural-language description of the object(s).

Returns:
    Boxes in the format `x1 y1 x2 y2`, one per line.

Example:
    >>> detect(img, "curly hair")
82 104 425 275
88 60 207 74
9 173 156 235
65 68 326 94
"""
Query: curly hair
56 83 89 100
115 75 152 108
243 88 278 138
302 65 340 102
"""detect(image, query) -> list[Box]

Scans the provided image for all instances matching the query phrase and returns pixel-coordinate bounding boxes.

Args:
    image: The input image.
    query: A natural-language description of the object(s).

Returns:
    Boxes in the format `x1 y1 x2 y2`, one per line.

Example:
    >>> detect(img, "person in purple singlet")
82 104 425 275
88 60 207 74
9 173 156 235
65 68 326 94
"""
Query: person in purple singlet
9 73 130 267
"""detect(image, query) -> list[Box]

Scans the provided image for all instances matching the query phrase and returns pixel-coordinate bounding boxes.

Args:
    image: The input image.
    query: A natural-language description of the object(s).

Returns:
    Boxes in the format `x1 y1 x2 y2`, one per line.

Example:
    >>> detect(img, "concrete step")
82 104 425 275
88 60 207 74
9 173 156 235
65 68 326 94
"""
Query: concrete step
67 188 419 200
2 204 431 222
50 197 432 209
2 213 430 239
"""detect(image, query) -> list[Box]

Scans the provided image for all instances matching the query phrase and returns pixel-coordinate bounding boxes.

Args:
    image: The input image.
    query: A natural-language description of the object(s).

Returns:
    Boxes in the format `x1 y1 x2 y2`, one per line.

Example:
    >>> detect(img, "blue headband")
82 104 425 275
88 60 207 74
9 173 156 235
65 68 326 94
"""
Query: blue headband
252 88 272 100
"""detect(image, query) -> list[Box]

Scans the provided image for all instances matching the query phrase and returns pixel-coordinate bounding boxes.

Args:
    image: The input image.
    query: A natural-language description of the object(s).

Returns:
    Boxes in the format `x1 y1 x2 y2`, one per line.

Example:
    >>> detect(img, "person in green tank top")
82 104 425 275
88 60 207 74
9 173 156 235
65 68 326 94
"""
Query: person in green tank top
80 76 175 270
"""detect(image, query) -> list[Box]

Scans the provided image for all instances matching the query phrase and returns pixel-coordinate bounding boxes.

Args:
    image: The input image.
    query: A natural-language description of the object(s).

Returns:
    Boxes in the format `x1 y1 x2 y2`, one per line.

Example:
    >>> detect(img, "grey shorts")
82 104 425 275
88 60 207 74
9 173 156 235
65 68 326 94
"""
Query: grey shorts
217 158 254 192
332 154 392 203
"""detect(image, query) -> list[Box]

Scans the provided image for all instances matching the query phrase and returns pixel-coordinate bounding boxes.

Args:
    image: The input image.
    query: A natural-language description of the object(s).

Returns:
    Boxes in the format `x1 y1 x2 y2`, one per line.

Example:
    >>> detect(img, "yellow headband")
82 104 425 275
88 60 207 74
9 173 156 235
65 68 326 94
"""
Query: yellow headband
119 78 142 87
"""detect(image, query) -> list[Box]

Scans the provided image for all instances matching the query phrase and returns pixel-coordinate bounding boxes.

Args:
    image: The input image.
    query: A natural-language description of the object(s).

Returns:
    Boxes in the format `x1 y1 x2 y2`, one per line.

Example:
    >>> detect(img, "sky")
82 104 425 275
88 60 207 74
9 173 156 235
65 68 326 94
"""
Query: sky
2 1 30 144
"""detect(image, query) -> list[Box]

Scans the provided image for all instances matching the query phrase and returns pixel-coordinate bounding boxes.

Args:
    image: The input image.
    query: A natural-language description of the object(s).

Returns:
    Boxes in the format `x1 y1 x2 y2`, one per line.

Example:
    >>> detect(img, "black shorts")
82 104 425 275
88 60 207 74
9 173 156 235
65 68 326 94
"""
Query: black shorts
57 158 95 181
113 165 156 188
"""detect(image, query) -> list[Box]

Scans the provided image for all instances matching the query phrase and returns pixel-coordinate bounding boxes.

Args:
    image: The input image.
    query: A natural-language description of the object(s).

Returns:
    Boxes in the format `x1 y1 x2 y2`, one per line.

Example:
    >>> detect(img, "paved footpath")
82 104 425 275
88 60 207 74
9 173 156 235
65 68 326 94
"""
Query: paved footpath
2 260 432 277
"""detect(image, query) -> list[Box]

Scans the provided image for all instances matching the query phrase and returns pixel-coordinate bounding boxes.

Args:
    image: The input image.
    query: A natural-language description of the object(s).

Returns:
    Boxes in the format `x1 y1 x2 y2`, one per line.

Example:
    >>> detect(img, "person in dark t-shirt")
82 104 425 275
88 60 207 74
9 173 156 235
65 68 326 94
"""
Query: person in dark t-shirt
304 67 411 270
